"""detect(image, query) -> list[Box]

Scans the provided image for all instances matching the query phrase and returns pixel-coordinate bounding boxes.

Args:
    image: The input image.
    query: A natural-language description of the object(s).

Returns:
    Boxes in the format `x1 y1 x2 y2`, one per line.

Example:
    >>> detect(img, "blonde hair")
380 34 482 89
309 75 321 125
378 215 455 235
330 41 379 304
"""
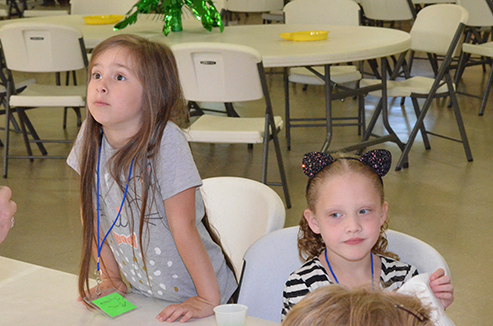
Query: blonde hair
298 152 397 261
282 286 434 326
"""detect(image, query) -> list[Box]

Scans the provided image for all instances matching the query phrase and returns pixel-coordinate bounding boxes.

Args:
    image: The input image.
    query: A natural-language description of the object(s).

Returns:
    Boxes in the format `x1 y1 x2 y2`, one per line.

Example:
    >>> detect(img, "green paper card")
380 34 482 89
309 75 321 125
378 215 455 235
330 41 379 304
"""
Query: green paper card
91 292 136 318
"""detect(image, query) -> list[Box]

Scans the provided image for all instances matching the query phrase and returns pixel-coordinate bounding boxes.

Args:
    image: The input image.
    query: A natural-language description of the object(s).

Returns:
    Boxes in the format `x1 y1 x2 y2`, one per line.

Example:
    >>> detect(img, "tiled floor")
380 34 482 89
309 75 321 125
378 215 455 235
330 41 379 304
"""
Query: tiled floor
0 13 492 325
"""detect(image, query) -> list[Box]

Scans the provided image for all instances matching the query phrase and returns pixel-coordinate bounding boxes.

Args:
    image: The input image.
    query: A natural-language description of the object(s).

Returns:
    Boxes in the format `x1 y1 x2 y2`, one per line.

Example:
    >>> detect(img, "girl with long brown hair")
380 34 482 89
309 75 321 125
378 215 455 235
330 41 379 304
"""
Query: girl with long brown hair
67 34 236 323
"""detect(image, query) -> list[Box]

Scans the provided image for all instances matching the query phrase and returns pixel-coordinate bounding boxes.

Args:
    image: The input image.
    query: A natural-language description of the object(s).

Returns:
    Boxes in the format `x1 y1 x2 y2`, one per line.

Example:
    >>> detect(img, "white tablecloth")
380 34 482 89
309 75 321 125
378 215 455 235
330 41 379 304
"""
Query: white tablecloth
0 256 279 326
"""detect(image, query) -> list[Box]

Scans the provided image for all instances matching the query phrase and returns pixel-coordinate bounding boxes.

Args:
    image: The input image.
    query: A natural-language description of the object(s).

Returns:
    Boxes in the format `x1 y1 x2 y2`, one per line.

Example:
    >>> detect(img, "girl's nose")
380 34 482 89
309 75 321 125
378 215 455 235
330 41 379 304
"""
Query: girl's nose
345 215 362 233
97 84 107 93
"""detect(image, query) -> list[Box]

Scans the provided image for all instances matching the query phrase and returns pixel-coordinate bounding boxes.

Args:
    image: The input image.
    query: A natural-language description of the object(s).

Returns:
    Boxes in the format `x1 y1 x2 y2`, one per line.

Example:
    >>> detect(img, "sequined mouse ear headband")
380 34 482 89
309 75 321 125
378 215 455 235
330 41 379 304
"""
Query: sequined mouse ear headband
302 149 392 179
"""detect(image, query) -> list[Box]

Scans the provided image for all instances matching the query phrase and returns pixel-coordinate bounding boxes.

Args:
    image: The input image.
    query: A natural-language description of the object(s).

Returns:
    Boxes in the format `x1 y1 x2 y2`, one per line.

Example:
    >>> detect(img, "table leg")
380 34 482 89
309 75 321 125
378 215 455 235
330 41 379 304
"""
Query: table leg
320 64 332 152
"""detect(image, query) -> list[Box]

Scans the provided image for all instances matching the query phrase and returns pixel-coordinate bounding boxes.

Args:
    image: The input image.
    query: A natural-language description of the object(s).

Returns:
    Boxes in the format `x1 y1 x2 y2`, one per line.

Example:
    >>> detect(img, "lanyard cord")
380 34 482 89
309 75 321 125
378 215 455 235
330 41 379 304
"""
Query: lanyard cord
324 249 374 289
95 137 134 294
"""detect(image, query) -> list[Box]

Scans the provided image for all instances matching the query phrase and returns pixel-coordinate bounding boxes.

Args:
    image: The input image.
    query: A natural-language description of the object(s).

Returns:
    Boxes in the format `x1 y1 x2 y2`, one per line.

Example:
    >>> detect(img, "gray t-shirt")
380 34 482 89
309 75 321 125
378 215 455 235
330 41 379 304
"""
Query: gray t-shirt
67 122 237 304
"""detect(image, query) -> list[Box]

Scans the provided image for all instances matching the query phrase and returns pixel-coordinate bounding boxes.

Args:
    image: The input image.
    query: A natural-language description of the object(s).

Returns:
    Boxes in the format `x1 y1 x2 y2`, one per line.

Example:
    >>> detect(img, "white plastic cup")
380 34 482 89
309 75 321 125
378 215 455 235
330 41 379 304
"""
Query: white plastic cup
214 304 248 326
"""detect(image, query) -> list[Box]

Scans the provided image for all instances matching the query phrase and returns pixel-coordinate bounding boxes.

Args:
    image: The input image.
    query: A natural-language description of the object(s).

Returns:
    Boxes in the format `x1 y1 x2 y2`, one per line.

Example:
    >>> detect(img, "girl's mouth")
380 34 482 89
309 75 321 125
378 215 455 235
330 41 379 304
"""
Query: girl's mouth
344 238 364 245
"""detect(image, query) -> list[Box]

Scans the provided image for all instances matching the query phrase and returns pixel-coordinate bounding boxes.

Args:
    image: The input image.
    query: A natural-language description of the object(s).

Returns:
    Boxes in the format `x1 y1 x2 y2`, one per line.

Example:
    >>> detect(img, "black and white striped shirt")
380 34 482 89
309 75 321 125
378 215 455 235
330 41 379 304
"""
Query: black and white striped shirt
281 255 418 320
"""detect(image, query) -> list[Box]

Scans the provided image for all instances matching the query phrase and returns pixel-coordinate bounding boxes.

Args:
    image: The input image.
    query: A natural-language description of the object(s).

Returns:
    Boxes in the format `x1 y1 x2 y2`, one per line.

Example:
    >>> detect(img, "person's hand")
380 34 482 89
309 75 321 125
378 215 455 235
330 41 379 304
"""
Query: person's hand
429 268 454 309
77 278 128 302
0 186 17 244
156 296 216 323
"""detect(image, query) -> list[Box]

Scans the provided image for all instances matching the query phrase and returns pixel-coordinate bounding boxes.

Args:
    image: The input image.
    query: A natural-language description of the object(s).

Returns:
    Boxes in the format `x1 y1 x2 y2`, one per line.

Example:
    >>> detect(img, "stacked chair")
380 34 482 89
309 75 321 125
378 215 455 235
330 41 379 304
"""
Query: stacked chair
0 22 88 177
359 4 473 170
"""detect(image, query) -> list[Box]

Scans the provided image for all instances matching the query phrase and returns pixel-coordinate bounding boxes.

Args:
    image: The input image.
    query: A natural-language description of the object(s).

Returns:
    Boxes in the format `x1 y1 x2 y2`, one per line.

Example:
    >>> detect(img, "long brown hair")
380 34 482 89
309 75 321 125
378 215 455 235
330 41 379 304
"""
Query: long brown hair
298 152 397 261
78 34 233 301
282 285 433 326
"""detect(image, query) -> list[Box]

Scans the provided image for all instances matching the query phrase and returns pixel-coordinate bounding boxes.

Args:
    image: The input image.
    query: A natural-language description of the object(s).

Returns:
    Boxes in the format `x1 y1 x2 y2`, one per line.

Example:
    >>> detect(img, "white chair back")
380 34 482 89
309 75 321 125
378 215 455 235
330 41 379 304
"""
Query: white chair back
284 0 360 25
0 22 86 73
171 42 264 103
237 226 451 322
200 177 285 276
359 0 414 21
70 0 137 15
457 0 493 27
410 4 469 56
226 0 284 12
237 226 300 322
386 229 451 277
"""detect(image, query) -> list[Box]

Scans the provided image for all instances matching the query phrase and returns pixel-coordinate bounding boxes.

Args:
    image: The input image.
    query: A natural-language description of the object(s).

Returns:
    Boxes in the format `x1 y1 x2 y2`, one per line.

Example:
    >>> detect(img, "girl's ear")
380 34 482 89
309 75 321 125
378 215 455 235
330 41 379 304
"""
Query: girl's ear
380 201 389 226
304 209 321 234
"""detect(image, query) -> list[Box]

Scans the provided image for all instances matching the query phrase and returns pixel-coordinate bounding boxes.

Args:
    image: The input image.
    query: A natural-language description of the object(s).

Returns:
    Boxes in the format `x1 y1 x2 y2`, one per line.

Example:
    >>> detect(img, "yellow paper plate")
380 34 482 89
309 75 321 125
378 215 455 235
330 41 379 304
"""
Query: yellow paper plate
279 31 329 42
83 15 125 25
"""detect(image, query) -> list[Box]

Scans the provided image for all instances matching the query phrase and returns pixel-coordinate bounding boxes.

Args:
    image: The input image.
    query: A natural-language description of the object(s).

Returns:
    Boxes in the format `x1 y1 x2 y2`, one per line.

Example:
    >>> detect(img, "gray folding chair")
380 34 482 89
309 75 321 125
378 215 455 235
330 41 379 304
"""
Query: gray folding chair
0 22 88 177
454 0 493 115
360 4 472 170
171 42 291 208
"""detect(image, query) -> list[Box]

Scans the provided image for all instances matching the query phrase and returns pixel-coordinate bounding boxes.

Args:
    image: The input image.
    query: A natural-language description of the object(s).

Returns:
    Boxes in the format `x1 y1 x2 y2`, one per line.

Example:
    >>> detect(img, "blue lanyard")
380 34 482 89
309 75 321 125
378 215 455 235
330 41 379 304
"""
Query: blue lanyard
324 249 374 289
95 138 134 295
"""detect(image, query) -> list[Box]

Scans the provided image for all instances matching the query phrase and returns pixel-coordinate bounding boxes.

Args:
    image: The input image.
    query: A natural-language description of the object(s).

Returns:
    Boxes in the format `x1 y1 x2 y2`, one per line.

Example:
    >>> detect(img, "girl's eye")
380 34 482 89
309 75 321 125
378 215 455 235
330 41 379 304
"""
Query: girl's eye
359 209 369 215
92 72 102 79
330 212 342 219
116 74 126 81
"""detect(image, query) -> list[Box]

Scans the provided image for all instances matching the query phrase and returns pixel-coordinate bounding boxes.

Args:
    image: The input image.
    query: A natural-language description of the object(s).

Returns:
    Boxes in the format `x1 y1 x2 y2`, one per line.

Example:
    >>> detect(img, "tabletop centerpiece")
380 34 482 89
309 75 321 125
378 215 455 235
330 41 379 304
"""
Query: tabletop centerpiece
114 0 224 36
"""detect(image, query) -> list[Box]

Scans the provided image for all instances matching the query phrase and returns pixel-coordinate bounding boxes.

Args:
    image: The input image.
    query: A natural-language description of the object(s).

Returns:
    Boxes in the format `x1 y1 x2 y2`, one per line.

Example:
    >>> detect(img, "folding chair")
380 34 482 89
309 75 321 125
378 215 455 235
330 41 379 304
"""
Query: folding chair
236 226 451 322
460 41 493 115
454 0 493 115
171 42 291 208
70 0 138 15
359 0 416 27
0 22 88 177
359 4 472 170
224 0 284 25
200 176 285 276
283 0 363 150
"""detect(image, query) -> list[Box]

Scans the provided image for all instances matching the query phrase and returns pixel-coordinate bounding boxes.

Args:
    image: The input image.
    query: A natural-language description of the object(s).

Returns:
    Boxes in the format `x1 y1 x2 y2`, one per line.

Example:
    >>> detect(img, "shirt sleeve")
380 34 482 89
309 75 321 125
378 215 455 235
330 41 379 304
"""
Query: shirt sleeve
281 271 310 321
66 120 86 174
155 122 202 201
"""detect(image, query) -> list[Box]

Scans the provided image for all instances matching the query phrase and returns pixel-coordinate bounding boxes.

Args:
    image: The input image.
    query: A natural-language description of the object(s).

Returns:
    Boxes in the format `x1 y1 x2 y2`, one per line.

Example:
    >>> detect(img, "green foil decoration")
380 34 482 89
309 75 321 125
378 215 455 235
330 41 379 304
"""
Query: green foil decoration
114 0 224 36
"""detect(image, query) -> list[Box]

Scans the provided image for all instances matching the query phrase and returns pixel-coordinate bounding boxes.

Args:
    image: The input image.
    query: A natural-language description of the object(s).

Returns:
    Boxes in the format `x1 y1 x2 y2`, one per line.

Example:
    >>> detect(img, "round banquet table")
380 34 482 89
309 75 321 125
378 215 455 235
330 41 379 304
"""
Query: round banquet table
0 15 412 152
0 15 411 68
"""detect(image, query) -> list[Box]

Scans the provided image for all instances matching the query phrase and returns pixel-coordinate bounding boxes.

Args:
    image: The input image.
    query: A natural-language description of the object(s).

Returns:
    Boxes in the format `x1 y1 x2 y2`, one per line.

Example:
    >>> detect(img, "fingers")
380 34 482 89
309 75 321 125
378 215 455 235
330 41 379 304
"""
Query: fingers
156 305 176 323
429 268 445 281
429 269 454 309
180 310 194 323
155 297 215 323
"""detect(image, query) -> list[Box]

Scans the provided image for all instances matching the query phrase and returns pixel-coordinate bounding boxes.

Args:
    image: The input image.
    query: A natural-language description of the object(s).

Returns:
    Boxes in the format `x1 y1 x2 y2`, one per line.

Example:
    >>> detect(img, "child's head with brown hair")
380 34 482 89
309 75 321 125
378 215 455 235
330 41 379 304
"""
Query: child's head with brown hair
298 150 396 261
282 285 434 326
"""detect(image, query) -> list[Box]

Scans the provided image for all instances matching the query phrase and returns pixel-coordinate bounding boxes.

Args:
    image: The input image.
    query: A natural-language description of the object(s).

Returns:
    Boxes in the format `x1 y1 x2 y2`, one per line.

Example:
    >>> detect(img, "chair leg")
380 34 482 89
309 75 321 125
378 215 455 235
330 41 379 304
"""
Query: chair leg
410 97 431 150
446 75 473 162
224 102 240 117
259 63 291 208
63 107 68 129
16 108 34 160
74 107 82 126
3 103 11 178
261 116 270 185
16 108 48 156
283 67 292 150
479 64 493 116
272 127 291 209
